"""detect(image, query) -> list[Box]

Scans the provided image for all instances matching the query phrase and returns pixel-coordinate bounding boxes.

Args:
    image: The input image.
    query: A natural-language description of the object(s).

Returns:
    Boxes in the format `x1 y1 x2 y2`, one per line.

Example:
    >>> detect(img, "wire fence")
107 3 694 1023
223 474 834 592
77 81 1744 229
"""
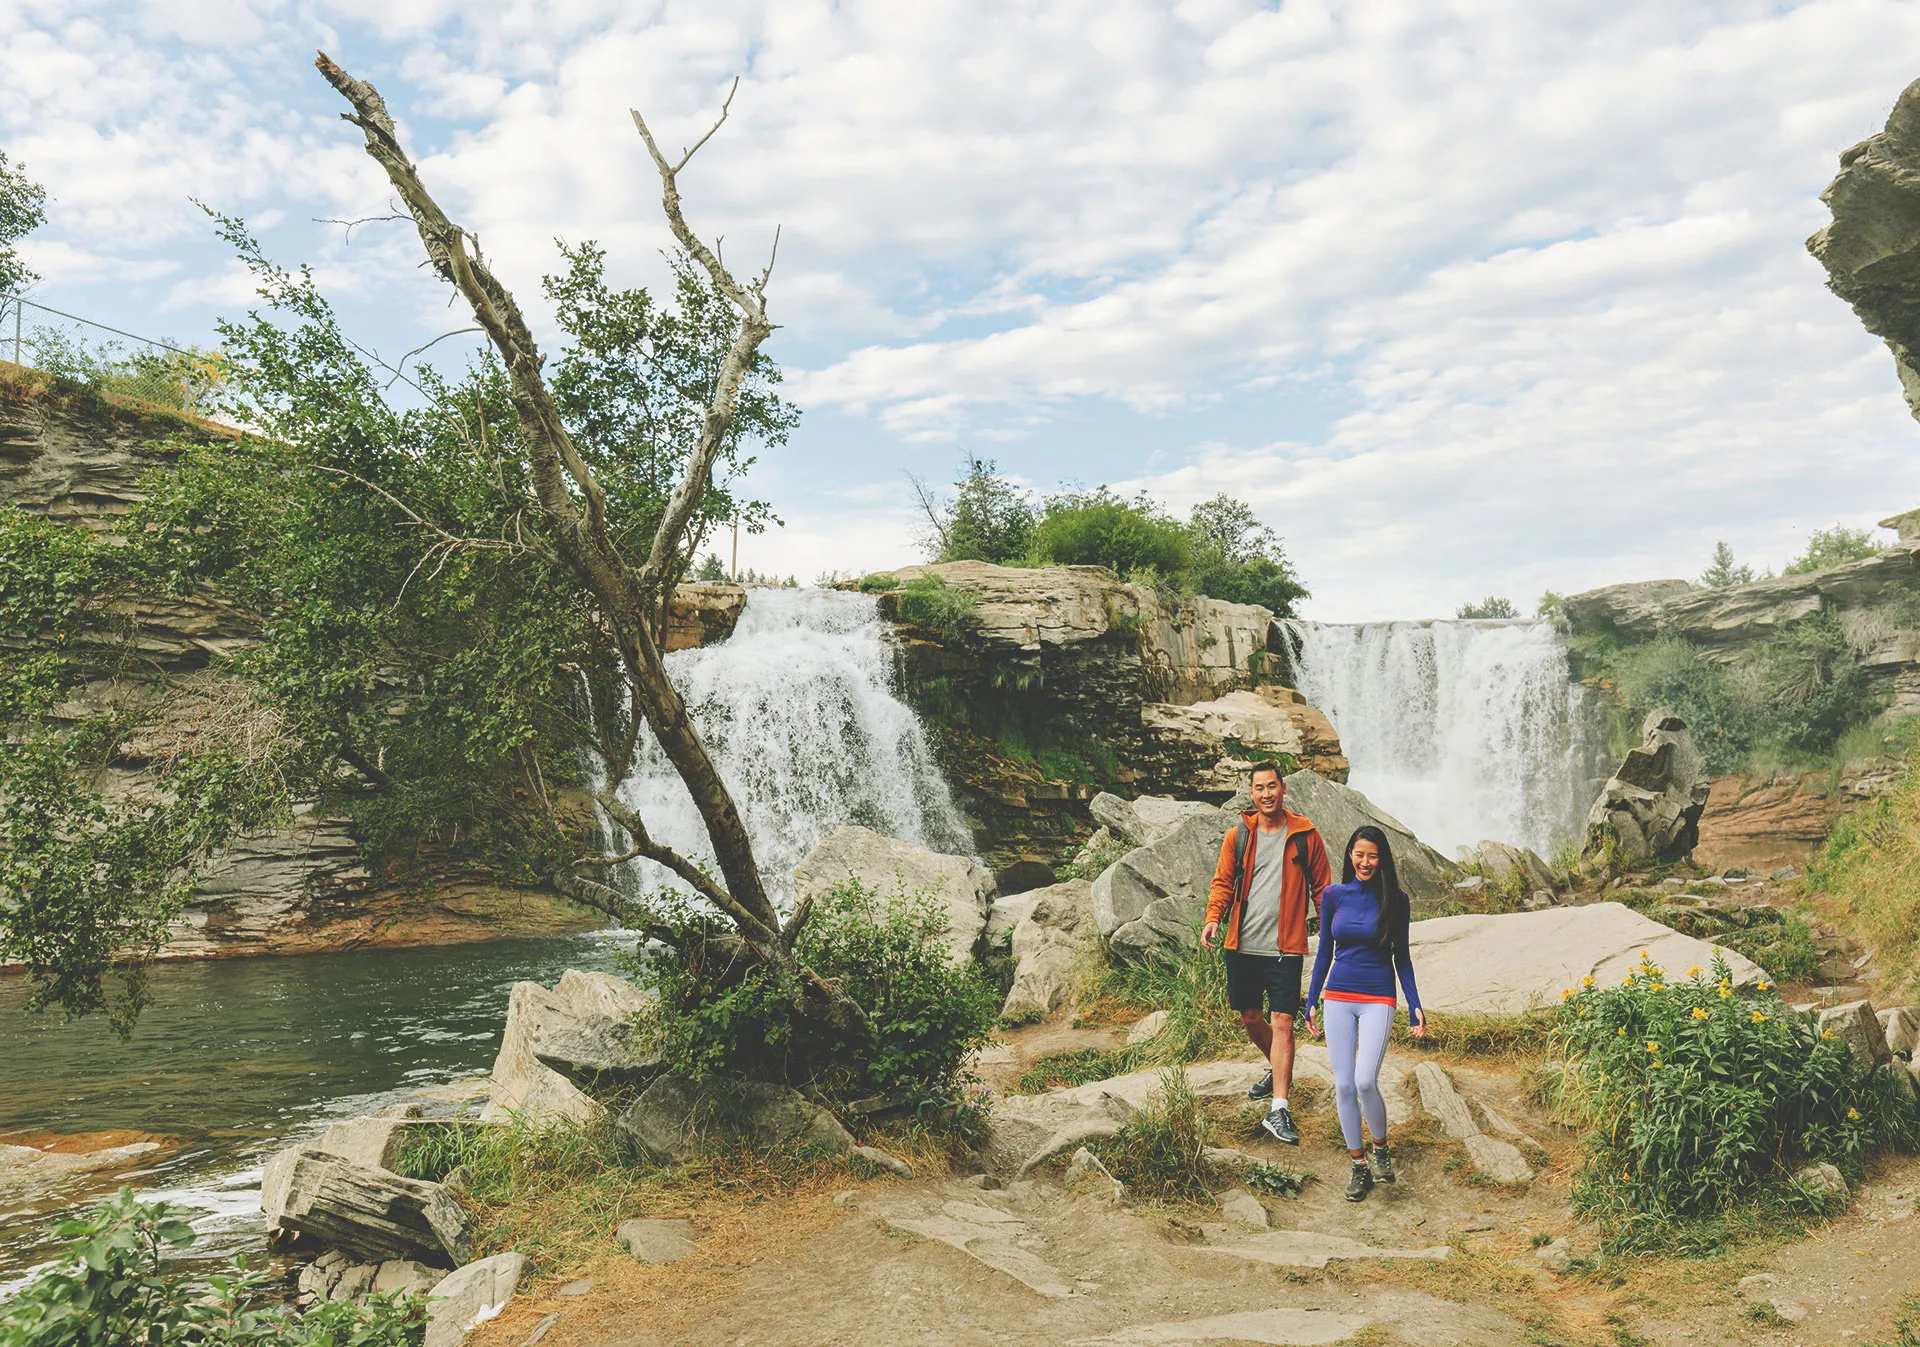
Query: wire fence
0 294 223 416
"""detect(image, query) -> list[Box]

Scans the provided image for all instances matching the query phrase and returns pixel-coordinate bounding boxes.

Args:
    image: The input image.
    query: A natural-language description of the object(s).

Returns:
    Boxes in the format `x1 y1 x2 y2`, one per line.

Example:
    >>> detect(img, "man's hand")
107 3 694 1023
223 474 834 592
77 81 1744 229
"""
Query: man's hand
1409 1007 1428 1039
1201 919 1219 950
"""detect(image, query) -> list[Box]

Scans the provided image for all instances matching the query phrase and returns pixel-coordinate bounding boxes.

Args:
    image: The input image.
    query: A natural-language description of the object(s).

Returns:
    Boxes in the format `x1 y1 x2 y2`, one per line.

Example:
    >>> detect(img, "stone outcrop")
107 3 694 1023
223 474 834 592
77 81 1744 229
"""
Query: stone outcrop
615 1072 854 1163
1137 686 1349 793
1809 78 1920 424
664 582 746 651
1693 771 1856 874
869 561 1341 878
1583 709 1711 864
999 879 1098 1020
1404 902 1767 1015
482 970 655 1123
1472 841 1558 895
1411 1062 1534 1184
792 825 996 965
422 1253 528 1347
1275 770 1458 906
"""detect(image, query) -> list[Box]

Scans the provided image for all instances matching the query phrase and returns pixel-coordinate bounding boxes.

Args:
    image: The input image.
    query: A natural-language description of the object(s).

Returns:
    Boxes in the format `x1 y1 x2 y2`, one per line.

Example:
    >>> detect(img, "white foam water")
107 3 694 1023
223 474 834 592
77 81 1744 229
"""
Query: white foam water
602 587 973 908
1281 619 1605 858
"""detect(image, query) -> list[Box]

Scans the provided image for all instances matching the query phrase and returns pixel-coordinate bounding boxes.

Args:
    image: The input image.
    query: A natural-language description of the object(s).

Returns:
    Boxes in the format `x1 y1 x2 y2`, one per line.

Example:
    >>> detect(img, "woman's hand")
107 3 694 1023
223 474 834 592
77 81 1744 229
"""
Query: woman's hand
1200 920 1220 950
1305 1008 1320 1038
1409 1007 1428 1039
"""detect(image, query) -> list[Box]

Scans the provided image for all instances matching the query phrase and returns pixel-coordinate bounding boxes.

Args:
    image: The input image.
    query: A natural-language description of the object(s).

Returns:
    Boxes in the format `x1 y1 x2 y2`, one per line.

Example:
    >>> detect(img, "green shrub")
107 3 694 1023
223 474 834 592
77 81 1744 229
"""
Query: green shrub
1785 524 1881 575
1027 489 1191 578
1015 1047 1128 1093
892 576 977 641
856 571 897 594
642 880 999 1109
1809 759 1920 999
1244 1162 1311 1198
0 1187 424 1347
1057 827 1130 883
1091 1068 1215 1203
1553 954 1915 1244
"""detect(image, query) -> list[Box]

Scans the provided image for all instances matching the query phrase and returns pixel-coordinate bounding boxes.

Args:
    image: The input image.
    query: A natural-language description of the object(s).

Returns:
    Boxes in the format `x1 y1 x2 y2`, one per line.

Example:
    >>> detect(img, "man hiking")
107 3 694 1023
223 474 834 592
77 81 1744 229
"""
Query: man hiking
1201 760 1331 1146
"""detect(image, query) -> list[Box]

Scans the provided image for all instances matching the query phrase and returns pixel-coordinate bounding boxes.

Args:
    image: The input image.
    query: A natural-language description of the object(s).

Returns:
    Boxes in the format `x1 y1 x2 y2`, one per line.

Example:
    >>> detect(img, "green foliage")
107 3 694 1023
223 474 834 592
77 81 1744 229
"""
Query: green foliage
855 572 896 594
1537 591 1566 621
1809 755 1920 998
1700 540 1755 589
1056 827 1131 882
892 575 978 641
922 454 1034 564
694 553 727 581
1016 1047 1129 1093
1785 524 1881 575
1028 488 1192 577
642 880 999 1107
1456 596 1518 619
1183 494 1310 617
0 1187 424 1347
1244 1162 1311 1198
23 328 224 415
1553 954 1915 1247
0 150 46 299
1604 613 1879 773
1091 1068 1216 1203
0 506 282 1028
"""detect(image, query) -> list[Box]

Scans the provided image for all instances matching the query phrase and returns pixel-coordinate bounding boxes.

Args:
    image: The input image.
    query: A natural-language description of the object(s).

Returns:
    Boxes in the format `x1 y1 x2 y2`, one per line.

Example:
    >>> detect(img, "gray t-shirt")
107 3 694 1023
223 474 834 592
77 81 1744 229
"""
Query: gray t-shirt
1237 824 1289 957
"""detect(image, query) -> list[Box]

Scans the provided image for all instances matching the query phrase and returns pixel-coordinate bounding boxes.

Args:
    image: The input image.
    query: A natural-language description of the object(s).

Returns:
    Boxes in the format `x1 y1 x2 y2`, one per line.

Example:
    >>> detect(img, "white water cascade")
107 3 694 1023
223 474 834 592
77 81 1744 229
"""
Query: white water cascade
601 588 973 908
1281 619 1606 859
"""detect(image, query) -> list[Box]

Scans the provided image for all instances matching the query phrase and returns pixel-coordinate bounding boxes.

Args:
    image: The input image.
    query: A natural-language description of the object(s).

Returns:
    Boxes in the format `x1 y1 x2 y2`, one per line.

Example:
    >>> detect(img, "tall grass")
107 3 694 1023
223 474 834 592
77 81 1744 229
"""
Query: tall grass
1089 1068 1217 1203
1808 751 1920 998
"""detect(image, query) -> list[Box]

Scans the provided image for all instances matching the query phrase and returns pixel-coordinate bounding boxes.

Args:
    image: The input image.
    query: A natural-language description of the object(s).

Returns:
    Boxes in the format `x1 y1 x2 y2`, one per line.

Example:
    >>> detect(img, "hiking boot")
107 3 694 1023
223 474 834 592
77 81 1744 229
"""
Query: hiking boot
1260 1105 1299 1146
1247 1070 1274 1101
1345 1160 1375 1202
1371 1144 1396 1184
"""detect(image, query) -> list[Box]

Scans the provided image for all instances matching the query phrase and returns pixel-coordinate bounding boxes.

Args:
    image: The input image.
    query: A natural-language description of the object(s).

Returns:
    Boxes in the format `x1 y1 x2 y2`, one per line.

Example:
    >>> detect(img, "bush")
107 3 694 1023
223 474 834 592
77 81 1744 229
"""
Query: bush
0 1188 424 1347
1027 489 1191 578
891 576 977 641
1785 524 1881 575
1553 955 1915 1242
1809 758 1920 998
642 880 1000 1109
1091 1068 1215 1203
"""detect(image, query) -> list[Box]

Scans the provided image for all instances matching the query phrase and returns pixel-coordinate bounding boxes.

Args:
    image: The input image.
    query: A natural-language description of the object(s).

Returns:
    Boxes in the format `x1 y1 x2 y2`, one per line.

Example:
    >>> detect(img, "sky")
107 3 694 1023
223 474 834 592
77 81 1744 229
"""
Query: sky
6 0 1920 621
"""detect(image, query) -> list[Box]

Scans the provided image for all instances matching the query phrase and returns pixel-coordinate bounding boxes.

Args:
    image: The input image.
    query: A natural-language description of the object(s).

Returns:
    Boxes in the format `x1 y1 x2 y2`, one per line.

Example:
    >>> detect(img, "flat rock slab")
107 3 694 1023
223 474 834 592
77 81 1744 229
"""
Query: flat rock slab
1071 1289 1525 1346
886 1200 1076 1299
1074 1307 1370 1345
616 1217 695 1264
1195 1229 1450 1270
1404 902 1766 1015
424 1252 528 1347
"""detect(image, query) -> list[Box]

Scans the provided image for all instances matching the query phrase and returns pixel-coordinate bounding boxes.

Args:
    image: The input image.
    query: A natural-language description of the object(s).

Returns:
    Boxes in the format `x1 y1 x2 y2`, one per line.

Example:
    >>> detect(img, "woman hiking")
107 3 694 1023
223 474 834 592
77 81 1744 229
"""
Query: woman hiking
1304 824 1425 1202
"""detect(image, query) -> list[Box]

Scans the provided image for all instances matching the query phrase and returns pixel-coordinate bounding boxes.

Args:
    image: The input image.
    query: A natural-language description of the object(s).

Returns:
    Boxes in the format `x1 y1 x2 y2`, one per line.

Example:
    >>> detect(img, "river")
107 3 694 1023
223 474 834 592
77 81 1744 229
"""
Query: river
0 933 624 1284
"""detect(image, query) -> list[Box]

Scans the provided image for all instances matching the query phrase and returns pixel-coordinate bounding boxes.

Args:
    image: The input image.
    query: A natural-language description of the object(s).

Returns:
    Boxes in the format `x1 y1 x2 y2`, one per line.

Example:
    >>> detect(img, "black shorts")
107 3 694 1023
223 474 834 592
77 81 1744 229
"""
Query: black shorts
1224 951 1303 1017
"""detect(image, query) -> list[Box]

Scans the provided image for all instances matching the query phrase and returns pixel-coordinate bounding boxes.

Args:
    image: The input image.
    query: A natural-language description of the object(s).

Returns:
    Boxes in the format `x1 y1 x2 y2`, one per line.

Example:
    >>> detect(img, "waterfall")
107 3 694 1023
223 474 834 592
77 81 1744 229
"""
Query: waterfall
603 588 973 909
1281 619 1605 859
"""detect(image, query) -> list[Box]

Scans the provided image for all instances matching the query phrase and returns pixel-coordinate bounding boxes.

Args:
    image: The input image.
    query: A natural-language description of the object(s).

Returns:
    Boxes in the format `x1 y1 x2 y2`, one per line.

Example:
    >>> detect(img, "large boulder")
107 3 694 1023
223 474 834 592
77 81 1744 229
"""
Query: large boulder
1276 770 1458 908
1583 709 1710 865
792 825 995 966
1089 792 1223 849
1000 879 1097 1020
1401 902 1767 1015
1137 687 1350 793
1092 812 1234 960
1473 840 1558 894
481 970 655 1124
615 1072 854 1163
261 1146 470 1266
423 1253 528 1347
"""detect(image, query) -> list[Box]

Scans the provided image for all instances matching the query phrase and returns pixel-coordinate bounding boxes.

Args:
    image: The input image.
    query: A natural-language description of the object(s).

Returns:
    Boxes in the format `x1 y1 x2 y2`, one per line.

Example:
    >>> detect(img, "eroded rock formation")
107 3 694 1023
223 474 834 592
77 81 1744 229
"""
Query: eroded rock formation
1583 709 1711 865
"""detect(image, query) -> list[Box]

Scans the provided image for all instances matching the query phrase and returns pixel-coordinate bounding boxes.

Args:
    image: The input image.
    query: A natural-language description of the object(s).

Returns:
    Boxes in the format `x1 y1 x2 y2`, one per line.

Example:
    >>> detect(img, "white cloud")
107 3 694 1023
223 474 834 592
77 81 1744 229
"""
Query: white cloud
7 0 1920 618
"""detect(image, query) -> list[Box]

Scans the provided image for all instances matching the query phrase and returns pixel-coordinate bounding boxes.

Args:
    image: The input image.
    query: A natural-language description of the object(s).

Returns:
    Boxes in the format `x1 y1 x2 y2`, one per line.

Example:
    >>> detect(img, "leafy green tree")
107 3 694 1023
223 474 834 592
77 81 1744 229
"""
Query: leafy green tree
1456 595 1518 619
0 150 46 299
1784 524 1881 575
695 553 728 581
914 453 1034 564
1700 540 1754 589
1184 493 1309 617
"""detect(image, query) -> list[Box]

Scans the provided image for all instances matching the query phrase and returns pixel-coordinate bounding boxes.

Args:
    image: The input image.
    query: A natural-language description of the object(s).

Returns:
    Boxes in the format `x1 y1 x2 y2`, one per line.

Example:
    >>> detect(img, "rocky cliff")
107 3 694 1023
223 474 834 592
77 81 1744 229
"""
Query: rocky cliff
1 371 744 958
868 562 1347 879
1809 77 1920 422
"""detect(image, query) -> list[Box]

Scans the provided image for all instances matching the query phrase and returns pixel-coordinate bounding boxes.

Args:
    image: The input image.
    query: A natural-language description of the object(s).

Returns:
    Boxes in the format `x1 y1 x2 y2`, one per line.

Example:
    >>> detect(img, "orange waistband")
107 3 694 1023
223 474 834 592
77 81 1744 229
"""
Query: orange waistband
1322 990 1397 1006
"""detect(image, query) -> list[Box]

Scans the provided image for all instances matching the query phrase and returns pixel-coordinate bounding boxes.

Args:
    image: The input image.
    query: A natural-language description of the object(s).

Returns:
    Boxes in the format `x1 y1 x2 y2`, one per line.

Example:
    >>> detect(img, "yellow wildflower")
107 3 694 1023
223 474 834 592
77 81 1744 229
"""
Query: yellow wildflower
1757 980 1771 991
1823 1029 1838 1040
1582 976 1596 988
1848 1107 1861 1121
1751 1011 1768 1025
1646 1041 1661 1053
1687 965 1702 978
1561 989 1574 1002
1719 986 1733 1000
1617 1026 1627 1036
1691 1007 1709 1020
1651 983 1664 992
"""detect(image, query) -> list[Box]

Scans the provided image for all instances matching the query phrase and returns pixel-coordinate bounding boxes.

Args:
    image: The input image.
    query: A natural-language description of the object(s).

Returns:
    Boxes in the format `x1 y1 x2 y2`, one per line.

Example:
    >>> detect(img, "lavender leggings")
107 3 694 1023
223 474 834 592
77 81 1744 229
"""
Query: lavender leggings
1322 998 1395 1150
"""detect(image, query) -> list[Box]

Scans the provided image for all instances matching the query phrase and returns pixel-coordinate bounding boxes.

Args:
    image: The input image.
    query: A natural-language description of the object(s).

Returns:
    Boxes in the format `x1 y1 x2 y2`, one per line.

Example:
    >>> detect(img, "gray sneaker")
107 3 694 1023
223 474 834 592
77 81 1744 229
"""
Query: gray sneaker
1260 1105 1299 1146
1371 1144 1396 1184
1345 1160 1375 1202
1247 1070 1273 1101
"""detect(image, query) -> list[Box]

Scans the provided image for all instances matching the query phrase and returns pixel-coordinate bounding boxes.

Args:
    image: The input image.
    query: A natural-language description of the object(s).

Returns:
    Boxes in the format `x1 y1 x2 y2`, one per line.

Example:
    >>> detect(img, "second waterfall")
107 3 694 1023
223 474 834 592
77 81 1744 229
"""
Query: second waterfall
1281 619 1607 859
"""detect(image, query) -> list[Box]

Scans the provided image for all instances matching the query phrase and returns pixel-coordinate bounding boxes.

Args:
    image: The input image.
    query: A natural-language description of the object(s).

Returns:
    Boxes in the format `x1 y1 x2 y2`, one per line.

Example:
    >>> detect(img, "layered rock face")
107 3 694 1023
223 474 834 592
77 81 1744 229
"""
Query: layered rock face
1808 77 1920 423
871 562 1343 875
1583 710 1711 865
2 376 741 959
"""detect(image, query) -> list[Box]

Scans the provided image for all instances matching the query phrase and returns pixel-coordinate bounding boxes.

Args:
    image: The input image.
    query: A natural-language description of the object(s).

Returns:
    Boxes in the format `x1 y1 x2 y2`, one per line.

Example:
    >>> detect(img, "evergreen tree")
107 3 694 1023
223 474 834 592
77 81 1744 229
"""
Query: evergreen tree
1700 540 1755 589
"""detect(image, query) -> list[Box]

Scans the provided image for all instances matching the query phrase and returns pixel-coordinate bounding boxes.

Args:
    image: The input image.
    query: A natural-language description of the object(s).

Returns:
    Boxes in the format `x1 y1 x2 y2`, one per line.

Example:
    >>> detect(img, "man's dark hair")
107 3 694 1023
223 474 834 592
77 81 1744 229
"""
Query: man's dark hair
1249 760 1284 782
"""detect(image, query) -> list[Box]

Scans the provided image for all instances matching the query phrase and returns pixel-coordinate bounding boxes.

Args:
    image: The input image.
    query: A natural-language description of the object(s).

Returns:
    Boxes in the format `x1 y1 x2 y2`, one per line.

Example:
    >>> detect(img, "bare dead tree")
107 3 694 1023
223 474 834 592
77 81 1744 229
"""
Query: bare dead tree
314 53 864 1031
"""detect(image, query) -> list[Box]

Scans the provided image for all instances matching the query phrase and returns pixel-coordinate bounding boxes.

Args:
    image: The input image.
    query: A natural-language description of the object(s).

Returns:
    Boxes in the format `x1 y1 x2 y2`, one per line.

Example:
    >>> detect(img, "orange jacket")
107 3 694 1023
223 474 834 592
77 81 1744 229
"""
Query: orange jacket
1205 809 1331 956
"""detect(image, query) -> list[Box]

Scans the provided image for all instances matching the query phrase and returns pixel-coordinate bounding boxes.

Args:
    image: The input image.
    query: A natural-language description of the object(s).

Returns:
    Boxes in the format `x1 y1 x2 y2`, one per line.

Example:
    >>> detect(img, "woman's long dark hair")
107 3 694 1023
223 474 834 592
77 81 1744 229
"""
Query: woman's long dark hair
1341 825 1409 959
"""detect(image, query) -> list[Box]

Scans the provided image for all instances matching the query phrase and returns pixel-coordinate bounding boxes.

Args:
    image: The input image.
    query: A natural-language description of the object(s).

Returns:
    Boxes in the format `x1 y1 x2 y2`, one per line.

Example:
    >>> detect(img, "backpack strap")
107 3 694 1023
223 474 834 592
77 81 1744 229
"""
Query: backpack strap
1219 821 1252 938
1293 828 1320 937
